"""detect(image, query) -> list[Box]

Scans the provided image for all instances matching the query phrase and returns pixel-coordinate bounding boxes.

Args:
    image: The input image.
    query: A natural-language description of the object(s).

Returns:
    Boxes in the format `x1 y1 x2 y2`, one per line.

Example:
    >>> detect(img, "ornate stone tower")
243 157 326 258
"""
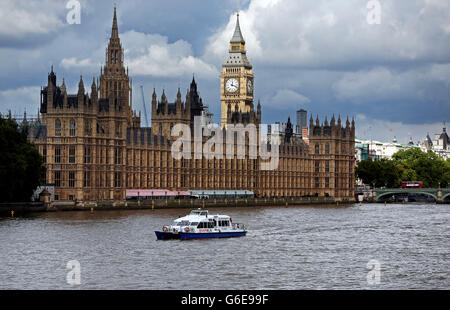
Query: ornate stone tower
150 87 190 139
99 5 133 127
220 13 254 127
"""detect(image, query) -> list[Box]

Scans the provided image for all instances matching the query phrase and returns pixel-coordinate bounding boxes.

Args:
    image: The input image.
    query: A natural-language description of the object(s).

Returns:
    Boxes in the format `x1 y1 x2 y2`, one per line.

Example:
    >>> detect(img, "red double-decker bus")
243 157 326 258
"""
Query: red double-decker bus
401 181 423 188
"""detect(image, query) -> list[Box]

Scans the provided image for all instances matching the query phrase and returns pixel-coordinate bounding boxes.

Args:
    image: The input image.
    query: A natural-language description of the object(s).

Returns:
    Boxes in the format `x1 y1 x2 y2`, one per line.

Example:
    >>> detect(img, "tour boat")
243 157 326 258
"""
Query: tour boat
155 209 247 240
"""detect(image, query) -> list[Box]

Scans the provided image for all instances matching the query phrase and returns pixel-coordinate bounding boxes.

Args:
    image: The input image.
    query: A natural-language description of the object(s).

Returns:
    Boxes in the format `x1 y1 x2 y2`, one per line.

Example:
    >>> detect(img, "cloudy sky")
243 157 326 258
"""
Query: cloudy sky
0 0 449 143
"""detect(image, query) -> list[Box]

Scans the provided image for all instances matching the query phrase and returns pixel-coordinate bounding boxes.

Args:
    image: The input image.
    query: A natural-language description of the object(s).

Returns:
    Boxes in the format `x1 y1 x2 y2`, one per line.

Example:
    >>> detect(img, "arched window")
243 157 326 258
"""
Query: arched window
70 119 76 136
315 144 319 154
325 143 330 154
55 119 61 137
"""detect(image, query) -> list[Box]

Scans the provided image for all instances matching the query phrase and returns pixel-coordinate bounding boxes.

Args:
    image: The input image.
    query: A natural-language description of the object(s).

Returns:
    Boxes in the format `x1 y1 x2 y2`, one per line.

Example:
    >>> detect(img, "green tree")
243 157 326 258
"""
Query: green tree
0 115 46 202
357 149 448 189
356 158 401 188
392 148 447 188
379 159 401 188
392 148 428 163
441 159 450 188
397 163 418 183
356 159 380 187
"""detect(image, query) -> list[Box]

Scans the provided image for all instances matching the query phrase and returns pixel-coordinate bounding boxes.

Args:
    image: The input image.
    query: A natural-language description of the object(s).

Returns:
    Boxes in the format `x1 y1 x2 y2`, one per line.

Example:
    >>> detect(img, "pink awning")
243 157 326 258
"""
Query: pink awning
126 189 190 197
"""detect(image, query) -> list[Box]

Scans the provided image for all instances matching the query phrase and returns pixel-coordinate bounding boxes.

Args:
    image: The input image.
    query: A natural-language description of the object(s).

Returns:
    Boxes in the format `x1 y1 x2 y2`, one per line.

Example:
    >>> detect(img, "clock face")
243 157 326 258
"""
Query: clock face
225 78 239 93
247 79 253 93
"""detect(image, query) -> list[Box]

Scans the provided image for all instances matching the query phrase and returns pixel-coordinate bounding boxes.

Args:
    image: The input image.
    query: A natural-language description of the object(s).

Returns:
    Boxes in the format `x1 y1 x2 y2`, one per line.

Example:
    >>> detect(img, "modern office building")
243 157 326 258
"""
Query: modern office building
296 109 307 136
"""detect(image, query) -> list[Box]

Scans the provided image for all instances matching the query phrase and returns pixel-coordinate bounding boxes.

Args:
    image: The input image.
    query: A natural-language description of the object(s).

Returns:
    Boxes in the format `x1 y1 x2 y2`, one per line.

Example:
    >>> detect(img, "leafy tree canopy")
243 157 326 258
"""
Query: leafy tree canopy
0 115 45 202
357 148 449 188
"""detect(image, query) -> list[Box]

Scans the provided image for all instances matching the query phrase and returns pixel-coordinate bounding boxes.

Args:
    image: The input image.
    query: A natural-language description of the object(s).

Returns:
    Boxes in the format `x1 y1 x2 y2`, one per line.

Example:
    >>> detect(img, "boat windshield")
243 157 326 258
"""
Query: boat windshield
190 210 208 216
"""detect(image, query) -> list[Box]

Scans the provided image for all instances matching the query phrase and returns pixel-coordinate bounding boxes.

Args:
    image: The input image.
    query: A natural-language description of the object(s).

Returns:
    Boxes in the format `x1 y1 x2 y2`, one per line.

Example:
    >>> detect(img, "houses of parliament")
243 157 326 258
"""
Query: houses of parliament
28 7 356 202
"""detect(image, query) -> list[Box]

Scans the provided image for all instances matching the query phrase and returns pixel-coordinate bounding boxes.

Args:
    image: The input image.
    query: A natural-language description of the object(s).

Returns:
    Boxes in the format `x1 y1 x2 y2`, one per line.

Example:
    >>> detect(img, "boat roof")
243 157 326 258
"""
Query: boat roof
173 210 231 222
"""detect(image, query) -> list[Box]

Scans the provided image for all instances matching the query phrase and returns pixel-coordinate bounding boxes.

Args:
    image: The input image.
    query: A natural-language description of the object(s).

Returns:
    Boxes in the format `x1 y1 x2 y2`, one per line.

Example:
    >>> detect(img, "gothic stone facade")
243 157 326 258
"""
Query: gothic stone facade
29 8 355 202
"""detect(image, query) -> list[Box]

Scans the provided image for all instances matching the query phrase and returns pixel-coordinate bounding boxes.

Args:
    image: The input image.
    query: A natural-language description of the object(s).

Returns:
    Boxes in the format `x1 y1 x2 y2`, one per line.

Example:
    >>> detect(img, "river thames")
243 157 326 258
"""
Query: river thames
0 203 448 290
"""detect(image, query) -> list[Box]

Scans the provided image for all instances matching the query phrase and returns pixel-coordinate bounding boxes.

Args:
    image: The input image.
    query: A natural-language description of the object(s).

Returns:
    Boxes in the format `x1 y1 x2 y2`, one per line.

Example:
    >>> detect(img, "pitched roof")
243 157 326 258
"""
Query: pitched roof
230 13 245 44
439 127 449 146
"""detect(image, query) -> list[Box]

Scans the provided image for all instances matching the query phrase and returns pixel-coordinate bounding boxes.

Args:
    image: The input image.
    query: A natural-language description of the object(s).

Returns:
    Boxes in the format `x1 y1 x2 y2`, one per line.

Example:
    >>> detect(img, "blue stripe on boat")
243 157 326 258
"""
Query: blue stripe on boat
179 231 246 240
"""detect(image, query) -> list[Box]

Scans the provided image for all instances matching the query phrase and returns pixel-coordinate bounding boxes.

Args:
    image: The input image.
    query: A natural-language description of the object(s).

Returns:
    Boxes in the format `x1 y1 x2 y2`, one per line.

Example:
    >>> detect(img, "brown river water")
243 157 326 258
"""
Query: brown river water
0 203 448 289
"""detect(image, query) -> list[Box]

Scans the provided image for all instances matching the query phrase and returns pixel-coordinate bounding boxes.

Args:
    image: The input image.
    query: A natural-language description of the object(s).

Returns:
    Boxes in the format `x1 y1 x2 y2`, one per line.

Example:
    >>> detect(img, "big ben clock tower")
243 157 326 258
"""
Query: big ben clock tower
220 13 254 127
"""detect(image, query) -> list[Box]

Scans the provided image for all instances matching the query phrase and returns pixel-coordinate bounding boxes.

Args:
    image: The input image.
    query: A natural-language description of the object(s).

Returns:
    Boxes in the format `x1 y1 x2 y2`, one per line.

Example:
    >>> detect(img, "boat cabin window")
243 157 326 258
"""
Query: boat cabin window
219 220 230 227
197 221 215 229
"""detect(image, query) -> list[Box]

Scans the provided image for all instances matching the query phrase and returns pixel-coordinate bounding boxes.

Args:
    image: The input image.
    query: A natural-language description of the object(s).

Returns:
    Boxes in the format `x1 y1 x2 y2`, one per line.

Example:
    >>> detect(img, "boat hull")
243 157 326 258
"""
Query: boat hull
179 231 247 240
155 231 180 240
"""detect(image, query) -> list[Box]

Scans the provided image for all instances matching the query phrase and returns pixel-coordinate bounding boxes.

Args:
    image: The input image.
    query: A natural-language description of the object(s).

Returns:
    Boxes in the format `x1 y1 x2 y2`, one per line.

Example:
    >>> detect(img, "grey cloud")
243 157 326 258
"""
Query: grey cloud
0 0 448 143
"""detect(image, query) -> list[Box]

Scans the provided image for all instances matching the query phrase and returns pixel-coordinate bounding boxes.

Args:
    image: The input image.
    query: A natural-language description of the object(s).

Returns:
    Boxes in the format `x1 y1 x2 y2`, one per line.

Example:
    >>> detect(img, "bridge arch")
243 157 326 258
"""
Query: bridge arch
376 191 438 202
442 193 450 201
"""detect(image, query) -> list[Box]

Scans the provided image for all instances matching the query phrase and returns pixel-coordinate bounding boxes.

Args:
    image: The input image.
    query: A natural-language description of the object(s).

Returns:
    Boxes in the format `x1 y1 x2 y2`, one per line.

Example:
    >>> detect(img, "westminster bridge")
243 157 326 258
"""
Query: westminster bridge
375 188 450 203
